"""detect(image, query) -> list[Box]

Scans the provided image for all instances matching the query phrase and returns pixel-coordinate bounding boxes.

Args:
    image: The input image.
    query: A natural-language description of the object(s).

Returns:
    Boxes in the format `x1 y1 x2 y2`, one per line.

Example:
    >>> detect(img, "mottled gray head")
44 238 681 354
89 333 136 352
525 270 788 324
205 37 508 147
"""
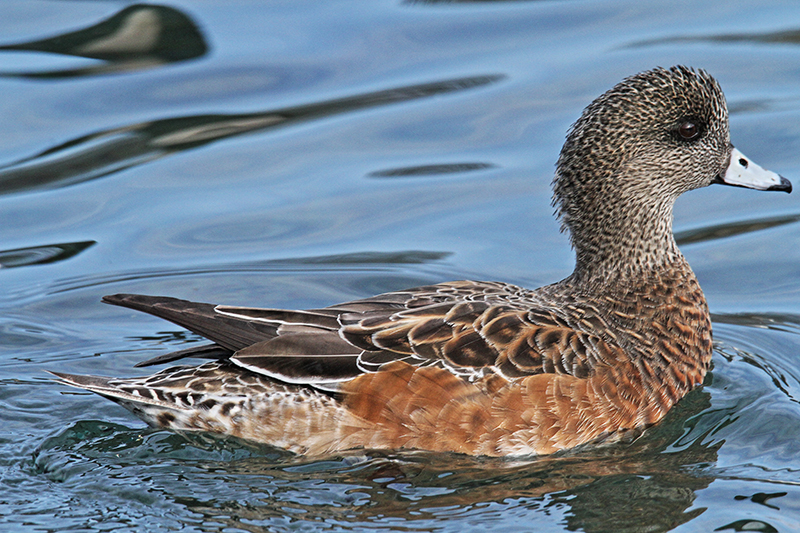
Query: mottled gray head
552 66 789 280
553 66 729 241
550 67 736 278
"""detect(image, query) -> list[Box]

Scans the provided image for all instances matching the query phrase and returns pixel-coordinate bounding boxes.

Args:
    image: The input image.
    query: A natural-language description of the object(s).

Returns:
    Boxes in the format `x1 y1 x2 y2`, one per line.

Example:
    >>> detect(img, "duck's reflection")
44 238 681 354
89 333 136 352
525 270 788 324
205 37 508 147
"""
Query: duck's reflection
0 4 207 78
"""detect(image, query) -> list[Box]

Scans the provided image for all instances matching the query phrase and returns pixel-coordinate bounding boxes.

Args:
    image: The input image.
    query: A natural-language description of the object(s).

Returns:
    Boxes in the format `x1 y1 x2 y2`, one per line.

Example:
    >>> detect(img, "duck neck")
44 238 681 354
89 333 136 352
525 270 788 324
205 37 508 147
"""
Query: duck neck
565 197 687 287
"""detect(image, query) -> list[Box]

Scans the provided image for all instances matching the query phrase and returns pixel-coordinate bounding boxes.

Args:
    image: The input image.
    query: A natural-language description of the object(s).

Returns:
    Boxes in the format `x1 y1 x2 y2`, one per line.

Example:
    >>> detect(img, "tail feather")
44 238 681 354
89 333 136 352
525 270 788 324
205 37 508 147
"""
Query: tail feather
48 370 189 410
102 294 278 352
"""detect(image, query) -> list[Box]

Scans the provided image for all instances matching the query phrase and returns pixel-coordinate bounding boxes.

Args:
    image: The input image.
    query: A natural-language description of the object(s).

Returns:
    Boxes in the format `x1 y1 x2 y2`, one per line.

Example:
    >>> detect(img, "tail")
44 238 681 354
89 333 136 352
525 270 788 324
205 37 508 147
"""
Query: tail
48 370 189 410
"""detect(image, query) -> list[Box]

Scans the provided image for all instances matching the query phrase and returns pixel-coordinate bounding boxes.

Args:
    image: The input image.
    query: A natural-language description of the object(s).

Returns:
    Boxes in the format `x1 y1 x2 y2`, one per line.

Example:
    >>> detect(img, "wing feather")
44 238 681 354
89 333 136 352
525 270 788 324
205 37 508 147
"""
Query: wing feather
103 294 276 351
134 343 231 368
102 283 615 390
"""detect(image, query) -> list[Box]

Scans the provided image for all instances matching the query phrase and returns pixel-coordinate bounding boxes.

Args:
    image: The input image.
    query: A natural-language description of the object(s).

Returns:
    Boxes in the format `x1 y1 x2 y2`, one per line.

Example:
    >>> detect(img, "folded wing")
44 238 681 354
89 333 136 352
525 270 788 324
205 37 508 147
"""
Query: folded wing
103 281 608 393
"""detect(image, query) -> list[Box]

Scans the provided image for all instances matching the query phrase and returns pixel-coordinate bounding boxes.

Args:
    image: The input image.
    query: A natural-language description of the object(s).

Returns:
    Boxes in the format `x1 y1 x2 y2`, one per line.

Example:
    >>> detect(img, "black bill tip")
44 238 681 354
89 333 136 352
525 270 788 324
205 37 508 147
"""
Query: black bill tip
769 176 792 193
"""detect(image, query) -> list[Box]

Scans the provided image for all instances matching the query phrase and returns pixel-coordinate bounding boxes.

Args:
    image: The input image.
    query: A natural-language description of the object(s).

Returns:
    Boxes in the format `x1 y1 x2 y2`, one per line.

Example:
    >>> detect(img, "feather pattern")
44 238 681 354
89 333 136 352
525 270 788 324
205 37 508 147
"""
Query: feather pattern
51 66 790 456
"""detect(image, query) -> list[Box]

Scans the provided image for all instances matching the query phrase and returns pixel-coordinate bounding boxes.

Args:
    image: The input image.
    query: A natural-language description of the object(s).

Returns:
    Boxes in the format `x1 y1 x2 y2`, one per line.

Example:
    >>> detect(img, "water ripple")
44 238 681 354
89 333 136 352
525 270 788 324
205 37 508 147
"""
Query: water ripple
0 74 504 196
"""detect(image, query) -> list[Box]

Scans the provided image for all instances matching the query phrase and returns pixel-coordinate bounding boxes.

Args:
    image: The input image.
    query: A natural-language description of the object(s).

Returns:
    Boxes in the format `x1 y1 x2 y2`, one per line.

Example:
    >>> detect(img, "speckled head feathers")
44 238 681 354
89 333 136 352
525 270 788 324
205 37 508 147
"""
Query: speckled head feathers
552 66 731 278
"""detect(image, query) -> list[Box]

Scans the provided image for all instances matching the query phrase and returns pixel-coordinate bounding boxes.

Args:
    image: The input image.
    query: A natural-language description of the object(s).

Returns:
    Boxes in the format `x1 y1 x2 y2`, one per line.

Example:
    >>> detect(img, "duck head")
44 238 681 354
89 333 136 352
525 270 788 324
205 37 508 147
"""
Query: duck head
552 66 790 280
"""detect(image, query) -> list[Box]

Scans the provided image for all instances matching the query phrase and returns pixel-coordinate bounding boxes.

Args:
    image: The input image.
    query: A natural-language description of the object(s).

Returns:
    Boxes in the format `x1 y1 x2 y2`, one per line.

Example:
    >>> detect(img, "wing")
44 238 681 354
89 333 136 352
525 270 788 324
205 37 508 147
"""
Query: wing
103 281 611 392
103 293 363 388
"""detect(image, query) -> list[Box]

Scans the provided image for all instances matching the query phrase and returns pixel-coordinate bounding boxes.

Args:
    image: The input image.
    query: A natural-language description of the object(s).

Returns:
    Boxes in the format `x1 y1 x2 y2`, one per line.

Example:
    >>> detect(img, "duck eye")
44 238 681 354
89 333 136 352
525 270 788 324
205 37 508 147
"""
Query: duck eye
677 121 700 140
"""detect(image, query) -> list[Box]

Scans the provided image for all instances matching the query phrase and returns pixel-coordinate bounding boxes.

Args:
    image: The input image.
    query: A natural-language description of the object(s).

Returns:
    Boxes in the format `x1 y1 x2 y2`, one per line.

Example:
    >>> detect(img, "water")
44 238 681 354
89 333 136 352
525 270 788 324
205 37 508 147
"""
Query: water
2 1 800 531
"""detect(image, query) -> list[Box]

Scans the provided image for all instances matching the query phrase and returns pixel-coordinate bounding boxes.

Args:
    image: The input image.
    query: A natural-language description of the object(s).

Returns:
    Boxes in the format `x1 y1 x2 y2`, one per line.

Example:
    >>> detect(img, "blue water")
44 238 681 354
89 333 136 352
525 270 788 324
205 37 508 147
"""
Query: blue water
2 1 800 531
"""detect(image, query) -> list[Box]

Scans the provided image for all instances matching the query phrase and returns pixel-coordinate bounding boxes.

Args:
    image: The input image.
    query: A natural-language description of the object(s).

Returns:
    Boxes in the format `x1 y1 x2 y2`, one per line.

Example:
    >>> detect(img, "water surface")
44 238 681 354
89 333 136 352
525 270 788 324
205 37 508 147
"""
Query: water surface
2 1 800 531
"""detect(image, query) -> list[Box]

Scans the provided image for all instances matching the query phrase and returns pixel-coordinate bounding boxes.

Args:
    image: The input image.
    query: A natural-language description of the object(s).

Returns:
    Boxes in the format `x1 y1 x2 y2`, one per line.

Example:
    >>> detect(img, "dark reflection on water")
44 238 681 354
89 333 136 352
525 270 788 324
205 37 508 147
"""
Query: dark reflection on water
0 241 95 268
269 250 452 265
713 311 800 333
715 519 779 532
43 250 452 295
733 492 788 511
0 74 502 196
675 213 800 245
369 162 496 178
630 26 800 49
0 4 207 79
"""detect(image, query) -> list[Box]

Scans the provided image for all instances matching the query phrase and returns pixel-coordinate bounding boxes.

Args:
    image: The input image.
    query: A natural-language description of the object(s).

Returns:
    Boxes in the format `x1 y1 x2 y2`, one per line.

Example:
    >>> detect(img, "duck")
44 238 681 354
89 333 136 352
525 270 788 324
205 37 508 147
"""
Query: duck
51 66 791 457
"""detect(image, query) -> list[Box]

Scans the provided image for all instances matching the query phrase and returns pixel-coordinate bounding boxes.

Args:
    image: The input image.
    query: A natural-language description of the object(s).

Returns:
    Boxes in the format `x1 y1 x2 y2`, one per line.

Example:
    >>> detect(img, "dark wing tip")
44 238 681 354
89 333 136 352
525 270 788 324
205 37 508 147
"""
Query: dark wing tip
46 369 69 379
46 370 111 390
102 293 133 305
102 293 169 308
46 369 79 381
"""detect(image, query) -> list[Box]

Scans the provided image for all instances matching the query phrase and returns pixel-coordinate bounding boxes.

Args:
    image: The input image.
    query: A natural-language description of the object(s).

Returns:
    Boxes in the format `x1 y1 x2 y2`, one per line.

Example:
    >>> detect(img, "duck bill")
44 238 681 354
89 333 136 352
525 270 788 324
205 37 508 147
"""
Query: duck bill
715 147 792 193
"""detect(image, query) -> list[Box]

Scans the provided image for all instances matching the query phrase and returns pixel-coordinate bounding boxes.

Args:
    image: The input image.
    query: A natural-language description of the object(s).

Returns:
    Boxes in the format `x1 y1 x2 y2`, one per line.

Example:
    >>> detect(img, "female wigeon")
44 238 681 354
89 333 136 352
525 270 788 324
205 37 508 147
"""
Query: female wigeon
52 66 791 456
